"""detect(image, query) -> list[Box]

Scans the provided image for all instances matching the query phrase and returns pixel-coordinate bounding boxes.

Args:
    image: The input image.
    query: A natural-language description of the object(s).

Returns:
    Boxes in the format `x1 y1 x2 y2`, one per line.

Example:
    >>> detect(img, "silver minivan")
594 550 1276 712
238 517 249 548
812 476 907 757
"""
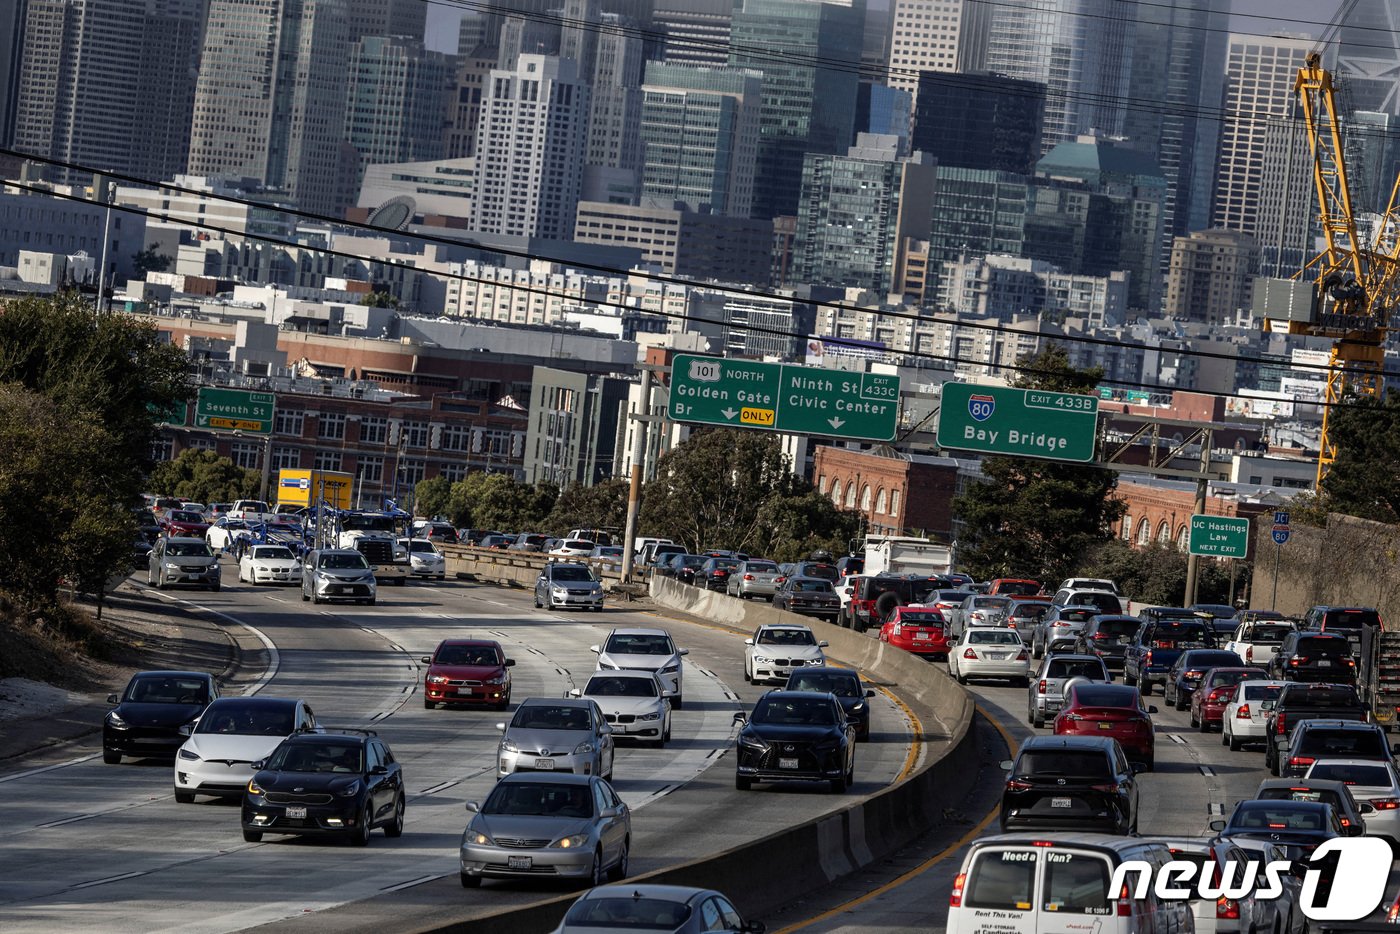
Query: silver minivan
946 833 1193 934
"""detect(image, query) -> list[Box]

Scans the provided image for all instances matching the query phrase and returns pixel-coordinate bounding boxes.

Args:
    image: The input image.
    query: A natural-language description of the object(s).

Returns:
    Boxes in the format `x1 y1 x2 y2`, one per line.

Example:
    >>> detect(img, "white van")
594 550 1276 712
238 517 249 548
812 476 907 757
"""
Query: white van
946 833 1193 934
632 536 674 557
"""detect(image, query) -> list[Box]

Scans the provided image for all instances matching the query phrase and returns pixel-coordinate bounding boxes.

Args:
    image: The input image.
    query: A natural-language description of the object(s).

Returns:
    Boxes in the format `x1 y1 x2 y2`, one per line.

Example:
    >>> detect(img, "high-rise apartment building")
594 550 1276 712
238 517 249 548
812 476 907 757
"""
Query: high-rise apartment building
791 136 936 294
585 18 644 173
639 62 762 217
911 71 1044 174
346 0 425 42
653 0 732 66
188 0 350 216
1211 34 1312 237
345 37 453 189
470 54 590 240
730 0 864 221
1163 228 1260 325
886 0 989 94
983 0 1135 150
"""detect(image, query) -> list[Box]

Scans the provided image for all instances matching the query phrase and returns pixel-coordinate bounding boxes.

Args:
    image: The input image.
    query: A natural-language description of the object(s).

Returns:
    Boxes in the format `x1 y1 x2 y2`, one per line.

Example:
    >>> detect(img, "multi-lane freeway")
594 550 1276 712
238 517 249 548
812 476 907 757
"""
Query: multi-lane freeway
0 566 917 933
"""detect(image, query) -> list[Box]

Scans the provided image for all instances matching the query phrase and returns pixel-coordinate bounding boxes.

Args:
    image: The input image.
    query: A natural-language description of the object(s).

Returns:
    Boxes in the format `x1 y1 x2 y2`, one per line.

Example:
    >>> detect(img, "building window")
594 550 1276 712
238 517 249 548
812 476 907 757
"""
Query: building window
399 458 426 486
1177 525 1189 551
272 446 301 470
231 441 261 470
186 437 215 451
441 424 472 452
875 488 887 514
830 480 843 506
357 455 383 484
360 416 388 445
275 409 304 436
440 462 469 482
314 451 342 472
861 485 872 511
846 484 858 509
817 474 827 494
317 412 346 440
1136 518 1151 545
1157 521 1171 544
151 436 173 462
1122 516 1133 541
890 489 900 515
402 420 430 448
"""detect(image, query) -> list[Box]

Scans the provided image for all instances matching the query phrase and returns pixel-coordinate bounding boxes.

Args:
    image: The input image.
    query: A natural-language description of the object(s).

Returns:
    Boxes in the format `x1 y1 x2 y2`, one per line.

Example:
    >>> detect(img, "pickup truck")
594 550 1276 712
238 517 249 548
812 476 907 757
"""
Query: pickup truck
1224 620 1296 669
1122 618 1217 696
1262 682 1370 774
229 499 276 522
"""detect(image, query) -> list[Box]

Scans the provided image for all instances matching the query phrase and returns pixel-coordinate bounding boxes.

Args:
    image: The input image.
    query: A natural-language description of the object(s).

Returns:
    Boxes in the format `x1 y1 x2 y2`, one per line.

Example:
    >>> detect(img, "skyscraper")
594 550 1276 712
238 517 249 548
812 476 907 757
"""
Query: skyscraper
345 0 425 43
188 0 350 216
886 0 989 94
470 54 590 239
134 0 205 182
0 0 29 146
585 17 644 173
729 0 865 221
653 0 732 66
911 71 1045 174
640 62 762 216
345 37 453 186
1327 0 1400 118
1211 34 1312 237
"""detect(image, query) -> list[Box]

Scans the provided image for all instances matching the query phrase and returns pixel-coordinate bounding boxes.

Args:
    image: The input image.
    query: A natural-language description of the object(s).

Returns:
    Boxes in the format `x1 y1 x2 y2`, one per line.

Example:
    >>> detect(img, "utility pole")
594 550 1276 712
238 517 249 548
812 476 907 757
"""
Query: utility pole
95 176 114 314
1182 440 1211 606
259 434 273 502
620 367 653 583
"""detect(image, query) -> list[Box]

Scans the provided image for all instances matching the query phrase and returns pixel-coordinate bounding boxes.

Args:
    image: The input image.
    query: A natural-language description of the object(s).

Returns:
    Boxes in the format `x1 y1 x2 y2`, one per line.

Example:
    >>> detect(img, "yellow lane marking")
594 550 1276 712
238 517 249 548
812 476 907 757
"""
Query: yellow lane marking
772 703 1020 934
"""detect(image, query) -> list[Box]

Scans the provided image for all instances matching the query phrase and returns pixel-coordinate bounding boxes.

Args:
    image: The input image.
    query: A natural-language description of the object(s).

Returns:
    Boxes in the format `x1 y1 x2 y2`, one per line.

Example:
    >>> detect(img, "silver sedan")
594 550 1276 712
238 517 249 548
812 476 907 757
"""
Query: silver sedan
497 697 615 780
460 772 631 888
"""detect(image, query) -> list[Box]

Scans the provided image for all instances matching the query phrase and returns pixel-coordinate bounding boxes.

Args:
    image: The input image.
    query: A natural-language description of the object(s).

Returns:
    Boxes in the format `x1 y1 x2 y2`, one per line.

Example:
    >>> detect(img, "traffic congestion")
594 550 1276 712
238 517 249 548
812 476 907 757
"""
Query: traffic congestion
9 503 1400 934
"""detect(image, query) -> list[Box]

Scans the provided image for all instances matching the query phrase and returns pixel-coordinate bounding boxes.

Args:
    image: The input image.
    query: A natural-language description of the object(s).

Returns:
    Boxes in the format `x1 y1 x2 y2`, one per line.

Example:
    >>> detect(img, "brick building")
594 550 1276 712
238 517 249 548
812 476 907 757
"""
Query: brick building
1113 477 1283 560
812 447 958 539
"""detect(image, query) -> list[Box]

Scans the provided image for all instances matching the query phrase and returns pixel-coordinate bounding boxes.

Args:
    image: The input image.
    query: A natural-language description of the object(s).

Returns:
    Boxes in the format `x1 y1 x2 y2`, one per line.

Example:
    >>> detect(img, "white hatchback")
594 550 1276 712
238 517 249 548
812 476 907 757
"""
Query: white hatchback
1221 679 1288 751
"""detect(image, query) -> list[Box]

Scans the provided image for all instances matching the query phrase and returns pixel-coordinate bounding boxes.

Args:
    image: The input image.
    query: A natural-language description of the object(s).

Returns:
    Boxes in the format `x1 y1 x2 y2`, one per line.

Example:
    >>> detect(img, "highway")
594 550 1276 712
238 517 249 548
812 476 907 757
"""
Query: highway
0 563 917 934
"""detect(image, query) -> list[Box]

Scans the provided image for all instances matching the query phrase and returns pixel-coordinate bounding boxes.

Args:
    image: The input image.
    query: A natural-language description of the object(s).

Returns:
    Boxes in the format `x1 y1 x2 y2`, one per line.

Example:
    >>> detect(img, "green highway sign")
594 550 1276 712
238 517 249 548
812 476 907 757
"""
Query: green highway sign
936 382 1098 462
668 354 899 441
194 387 275 434
1188 514 1251 559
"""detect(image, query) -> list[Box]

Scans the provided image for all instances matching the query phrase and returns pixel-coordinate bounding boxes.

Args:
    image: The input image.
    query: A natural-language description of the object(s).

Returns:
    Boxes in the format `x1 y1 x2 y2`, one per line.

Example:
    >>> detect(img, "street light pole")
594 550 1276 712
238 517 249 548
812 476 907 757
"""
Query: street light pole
95 178 113 314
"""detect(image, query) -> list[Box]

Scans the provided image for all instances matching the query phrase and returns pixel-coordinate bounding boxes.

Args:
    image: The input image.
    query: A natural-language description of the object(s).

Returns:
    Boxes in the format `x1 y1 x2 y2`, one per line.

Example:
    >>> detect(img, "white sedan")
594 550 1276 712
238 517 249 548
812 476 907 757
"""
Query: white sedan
744 624 827 685
1221 679 1288 751
399 537 446 579
1305 758 1400 846
206 516 252 553
573 669 672 748
948 628 1030 686
237 544 300 585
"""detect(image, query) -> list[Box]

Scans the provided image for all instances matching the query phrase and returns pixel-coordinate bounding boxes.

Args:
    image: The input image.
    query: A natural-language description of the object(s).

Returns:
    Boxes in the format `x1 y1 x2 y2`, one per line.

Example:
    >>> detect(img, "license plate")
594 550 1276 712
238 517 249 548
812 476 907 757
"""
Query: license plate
914 632 931 640
330 586 342 594
1318 660 1332 667
285 806 307 819
984 652 1005 660
458 686 476 694
1098 722 1114 730
508 855 532 870
779 757 799 769
1052 797 1072 808
534 758 555 770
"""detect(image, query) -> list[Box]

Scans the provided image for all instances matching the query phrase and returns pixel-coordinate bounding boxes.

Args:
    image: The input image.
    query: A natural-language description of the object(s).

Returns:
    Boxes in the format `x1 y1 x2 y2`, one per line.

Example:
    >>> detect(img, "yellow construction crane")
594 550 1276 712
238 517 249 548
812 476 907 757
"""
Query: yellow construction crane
1265 53 1399 485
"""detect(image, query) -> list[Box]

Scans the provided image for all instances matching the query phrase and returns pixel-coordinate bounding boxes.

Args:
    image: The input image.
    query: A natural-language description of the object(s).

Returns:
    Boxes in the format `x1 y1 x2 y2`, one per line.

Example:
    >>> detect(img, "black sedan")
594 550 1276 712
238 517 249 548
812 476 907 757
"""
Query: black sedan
1163 648 1246 710
662 553 706 585
784 667 877 741
772 576 841 621
103 670 218 764
734 691 856 793
999 735 1140 834
1209 799 1342 855
242 731 405 846
695 556 741 591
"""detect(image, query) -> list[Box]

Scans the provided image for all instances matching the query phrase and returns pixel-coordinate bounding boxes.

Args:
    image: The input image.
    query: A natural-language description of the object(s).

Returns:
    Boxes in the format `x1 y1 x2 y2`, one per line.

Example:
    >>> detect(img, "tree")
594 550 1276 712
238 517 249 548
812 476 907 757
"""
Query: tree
545 479 628 536
148 448 260 504
361 289 399 308
1080 540 1246 606
952 346 1125 582
455 474 557 532
414 477 453 521
1319 392 1400 523
132 246 172 276
753 489 861 562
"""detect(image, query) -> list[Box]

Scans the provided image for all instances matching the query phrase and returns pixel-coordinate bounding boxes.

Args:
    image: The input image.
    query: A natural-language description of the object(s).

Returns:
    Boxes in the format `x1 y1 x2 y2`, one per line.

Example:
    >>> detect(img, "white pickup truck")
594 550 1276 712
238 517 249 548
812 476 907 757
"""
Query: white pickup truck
229 499 277 522
1223 619 1296 669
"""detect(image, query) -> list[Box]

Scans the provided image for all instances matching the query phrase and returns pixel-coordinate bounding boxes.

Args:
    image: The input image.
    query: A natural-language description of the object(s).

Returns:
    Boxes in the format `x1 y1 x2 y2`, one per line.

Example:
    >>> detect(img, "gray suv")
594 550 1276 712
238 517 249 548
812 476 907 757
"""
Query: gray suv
535 561 604 611
148 536 220 591
301 548 376 605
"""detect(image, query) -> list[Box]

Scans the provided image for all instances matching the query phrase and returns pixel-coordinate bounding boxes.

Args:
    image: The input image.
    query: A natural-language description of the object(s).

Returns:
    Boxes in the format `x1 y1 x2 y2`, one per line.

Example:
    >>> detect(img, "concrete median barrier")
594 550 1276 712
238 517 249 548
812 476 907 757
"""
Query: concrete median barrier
411 575 979 934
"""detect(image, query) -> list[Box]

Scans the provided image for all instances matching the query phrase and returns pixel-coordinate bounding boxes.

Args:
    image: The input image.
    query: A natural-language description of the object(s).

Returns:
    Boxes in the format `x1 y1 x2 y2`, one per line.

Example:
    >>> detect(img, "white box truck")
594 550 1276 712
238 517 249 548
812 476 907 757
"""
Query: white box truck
862 536 953 577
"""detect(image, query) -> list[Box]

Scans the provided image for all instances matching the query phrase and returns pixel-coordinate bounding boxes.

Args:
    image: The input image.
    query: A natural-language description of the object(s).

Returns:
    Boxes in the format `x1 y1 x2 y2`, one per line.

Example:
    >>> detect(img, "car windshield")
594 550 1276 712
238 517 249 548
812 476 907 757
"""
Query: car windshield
1231 805 1325 830
1150 625 1210 647
1048 660 1105 679
676 555 705 568
252 546 294 561
196 702 295 735
1323 609 1381 629
787 673 861 697
1308 763 1392 786
170 511 204 523
1191 605 1235 617
563 897 691 928
1250 626 1292 644
551 566 596 582
1069 686 1136 708
267 742 363 773
125 676 209 704
1205 670 1260 688
165 541 213 557
800 564 839 581
597 547 623 557
710 559 740 570
511 705 594 731
319 553 369 570
1010 603 1049 619
758 628 816 646
969 631 1022 645
1057 609 1095 622
605 633 674 655
1076 593 1121 613
1094 618 1140 637
752 696 837 725
340 515 395 533
586 676 658 697
1015 750 1111 779
483 781 594 818
935 589 971 602
1184 652 1245 668
435 645 501 666
795 580 833 593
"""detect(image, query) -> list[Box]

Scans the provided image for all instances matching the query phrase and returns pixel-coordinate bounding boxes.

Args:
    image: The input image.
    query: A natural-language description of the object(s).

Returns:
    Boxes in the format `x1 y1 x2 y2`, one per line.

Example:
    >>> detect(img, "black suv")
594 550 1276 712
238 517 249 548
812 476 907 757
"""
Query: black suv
785 667 876 741
999 735 1140 834
1073 615 1142 670
1276 719 1396 778
242 730 405 845
1269 632 1357 683
733 690 856 793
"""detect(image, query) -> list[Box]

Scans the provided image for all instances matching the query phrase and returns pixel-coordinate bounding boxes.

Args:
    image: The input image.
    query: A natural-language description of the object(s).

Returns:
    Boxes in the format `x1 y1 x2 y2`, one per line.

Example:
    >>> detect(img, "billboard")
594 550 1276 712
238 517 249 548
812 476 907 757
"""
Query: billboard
804 335 887 367
1225 390 1295 419
1279 376 1326 403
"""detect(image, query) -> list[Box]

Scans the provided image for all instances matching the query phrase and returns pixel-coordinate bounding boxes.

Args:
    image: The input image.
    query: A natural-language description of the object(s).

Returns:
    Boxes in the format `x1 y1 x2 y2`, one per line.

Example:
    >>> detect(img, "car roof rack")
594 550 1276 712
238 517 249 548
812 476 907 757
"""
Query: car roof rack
311 726 378 737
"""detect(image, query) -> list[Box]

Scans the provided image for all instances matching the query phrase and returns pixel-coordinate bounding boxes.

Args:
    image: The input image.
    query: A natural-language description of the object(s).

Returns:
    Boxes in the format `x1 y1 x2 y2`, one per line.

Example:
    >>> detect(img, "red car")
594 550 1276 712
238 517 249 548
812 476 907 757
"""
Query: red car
988 578 1042 596
1052 682 1156 770
878 607 950 658
1188 666 1269 732
160 509 210 537
421 639 515 710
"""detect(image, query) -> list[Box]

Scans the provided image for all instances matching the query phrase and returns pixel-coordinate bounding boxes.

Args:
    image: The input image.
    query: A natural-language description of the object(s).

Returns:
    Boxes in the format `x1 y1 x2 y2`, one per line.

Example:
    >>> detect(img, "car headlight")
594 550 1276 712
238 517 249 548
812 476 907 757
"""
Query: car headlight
552 833 589 849
500 740 519 754
851 703 865 711
660 662 680 674
739 734 769 750
337 781 361 798
427 675 450 684
638 711 661 721
468 829 493 846
165 562 181 569
598 661 618 670
754 656 773 664
808 658 825 666
247 777 265 796
552 586 567 595
484 675 506 685
179 747 200 761
573 742 595 755
106 711 129 729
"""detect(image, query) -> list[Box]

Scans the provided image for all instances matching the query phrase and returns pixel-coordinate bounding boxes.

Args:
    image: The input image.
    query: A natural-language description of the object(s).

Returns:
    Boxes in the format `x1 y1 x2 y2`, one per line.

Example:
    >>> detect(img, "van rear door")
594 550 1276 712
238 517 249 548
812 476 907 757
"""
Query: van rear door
950 843 1123 934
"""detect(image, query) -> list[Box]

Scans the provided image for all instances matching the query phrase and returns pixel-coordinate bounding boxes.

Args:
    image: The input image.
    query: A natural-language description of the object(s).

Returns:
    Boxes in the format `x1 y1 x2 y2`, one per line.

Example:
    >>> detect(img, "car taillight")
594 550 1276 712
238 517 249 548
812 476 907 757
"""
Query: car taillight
775 576 786 583
1185 670 1202 679
1092 782 1121 793
1038 679 1047 694
1016 649 1029 661
1290 656 1306 666
1062 712 1083 721
1236 703 1251 719
950 872 966 907
1208 688 1232 703
1245 646 1253 662
1093 633 1111 640
743 574 754 580
1144 651 1153 665
1276 713 1287 734
1288 756 1314 769
1389 892 1400 923
1371 798 1400 810
964 648 978 659
1005 778 1033 791
891 624 902 636
1217 897 1240 920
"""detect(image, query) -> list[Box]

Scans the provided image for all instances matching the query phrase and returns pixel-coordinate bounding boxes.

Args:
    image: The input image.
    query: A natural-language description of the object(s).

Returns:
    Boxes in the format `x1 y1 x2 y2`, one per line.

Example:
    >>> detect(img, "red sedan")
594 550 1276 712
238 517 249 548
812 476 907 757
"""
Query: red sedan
1053 682 1156 770
878 607 950 659
422 638 516 710
1188 666 1269 732
160 509 210 537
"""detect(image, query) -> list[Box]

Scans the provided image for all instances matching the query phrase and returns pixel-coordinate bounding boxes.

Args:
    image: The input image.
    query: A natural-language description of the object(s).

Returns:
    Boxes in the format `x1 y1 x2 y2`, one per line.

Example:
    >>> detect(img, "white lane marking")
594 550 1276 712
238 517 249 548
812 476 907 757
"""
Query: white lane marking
419 780 460 795
72 870 148 889
0 753 101 785
154 590 281 697
1199 765 1215 777
380 874 447 893
1167 733 1187 745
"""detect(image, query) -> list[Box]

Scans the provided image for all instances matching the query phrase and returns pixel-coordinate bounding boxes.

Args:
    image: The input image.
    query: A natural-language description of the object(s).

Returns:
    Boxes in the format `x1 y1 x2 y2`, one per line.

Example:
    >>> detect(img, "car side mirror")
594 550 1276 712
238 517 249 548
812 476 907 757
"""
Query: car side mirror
495 722 506 732
1148 705 1159 714
251 759 266 770
744 638 754 646
178 723 194 736
370 764 389 775
599 806 622 818
107 693 118 704
999 759 1014 770
679 648 689 656
589 644 601 654
505 659 516 667
818 641 829 648
568 688 582 697
600 723 612 735
1130 762 1145 774
420 656 432 664
465 801 479 813
660 689 674 698
866 689 876 698
1208 819 1226 832
733 712 747 724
